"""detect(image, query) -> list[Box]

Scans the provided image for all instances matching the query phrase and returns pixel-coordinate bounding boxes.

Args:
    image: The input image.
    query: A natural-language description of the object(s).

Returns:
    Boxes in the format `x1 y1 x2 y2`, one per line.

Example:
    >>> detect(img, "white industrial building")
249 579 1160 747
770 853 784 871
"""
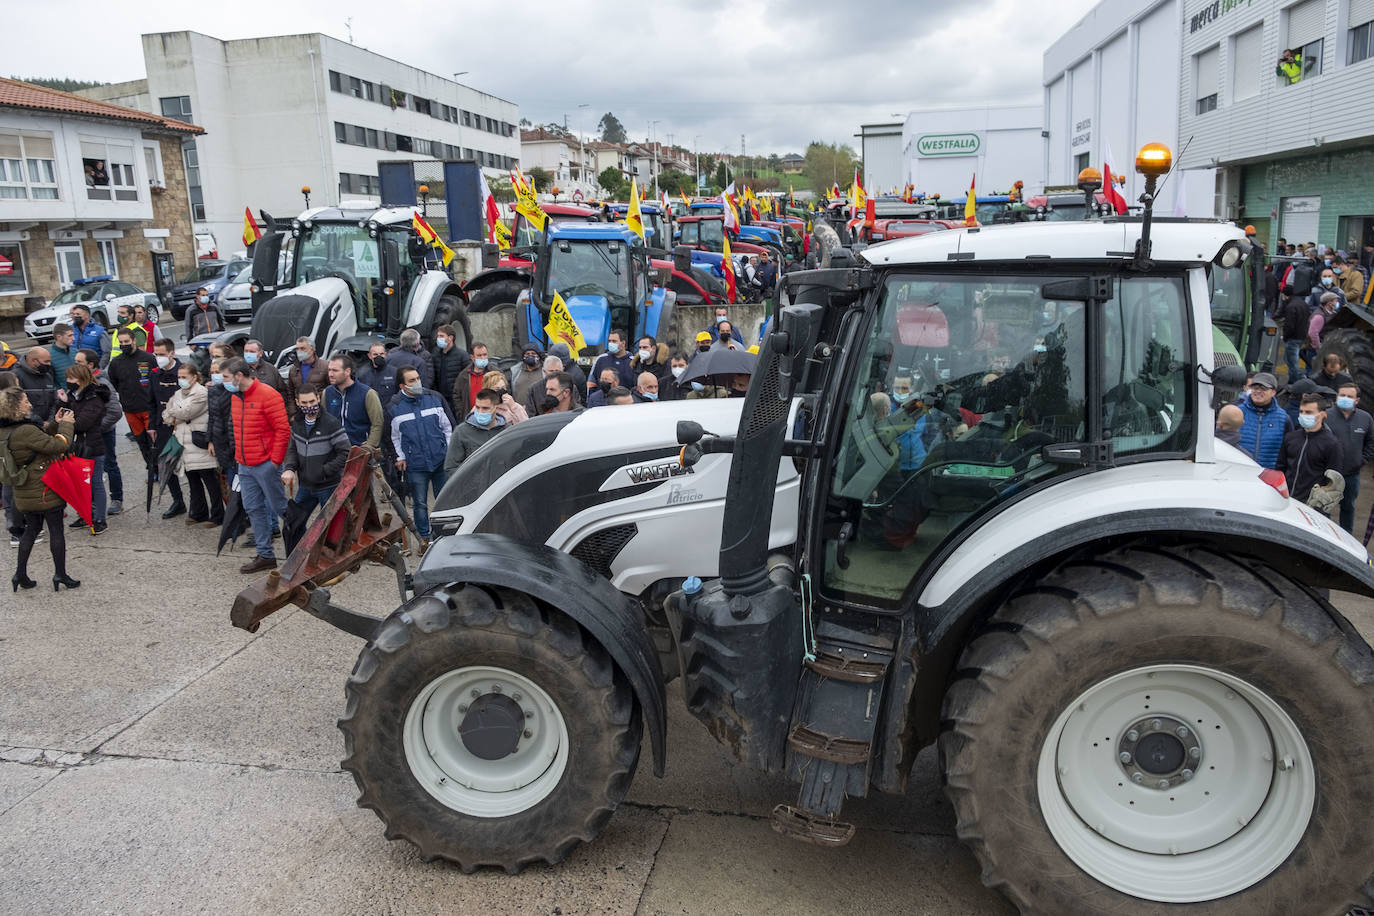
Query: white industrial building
82 31 521 252
1043 0 1215 215
857 123 903 195
898 105 1044 198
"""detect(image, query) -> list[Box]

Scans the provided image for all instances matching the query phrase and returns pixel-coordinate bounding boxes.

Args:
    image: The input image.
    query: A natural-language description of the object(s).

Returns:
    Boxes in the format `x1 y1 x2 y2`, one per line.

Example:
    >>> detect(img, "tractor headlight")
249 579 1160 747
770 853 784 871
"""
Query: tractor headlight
1214 241 1244 269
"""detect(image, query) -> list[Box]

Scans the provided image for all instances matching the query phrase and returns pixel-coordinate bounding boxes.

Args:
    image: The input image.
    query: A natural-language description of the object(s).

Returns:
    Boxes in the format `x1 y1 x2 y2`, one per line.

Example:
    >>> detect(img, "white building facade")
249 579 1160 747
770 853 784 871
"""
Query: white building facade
1043 0 1215 214
1177 0 1374 251
86 31 521 252
858 123 903 194
900 105 1044 198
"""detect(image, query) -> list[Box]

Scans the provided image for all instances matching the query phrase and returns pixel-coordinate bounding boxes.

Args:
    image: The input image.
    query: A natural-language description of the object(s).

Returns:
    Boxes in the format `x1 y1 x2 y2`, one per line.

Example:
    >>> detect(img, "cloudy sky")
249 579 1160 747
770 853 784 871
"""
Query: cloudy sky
9 0 1099 156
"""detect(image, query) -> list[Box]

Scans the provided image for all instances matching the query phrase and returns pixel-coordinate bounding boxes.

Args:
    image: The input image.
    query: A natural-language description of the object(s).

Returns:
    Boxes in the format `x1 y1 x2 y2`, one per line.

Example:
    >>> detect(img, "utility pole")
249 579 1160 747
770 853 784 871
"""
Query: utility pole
693 134 701 193
649 120 662 196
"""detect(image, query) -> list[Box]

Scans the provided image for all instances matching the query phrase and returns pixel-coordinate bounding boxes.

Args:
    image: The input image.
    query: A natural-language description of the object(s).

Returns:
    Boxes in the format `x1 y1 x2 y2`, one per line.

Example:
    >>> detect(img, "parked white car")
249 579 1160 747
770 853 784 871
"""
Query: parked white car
23 277 159 342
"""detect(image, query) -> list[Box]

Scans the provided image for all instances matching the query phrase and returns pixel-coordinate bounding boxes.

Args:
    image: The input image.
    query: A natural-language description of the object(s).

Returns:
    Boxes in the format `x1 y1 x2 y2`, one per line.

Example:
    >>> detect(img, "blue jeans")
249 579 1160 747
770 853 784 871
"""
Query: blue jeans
101 429 123 502
1340 472 1361 534
1284 339 1302 383
293 485 337 514
407 466 448 539
239 460 286 559
89 459 107 523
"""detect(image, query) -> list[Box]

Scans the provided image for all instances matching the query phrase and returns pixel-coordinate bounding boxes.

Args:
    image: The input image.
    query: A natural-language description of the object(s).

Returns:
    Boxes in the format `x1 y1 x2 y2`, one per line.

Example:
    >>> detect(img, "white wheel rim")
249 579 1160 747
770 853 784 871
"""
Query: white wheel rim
403 665 569 817
1037 664 1315 903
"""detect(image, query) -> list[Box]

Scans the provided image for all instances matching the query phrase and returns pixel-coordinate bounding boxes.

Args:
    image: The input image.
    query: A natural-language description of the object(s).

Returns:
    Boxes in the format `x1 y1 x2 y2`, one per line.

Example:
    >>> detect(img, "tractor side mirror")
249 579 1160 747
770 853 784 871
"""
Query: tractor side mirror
673 245 692 273
481 242 499 269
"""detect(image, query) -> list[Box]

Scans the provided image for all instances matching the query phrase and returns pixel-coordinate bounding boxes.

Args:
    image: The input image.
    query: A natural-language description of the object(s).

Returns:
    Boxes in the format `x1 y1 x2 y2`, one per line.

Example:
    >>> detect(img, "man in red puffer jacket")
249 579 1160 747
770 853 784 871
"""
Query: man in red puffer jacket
222 356 290 573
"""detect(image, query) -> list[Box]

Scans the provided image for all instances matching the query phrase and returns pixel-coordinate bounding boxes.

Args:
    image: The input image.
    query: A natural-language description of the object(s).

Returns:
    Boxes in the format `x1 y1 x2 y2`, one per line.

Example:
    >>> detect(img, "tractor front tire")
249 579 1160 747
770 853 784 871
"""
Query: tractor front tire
339 584 642 873
940 542 1374 915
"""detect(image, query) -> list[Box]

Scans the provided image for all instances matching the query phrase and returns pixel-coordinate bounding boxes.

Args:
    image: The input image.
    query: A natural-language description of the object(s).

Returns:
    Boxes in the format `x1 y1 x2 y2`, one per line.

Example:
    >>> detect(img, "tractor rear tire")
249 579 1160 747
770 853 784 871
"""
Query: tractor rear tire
1317 327 1374 403
468 279 528 314
433 294 473 353
939 542 1374 915
339 584 642 873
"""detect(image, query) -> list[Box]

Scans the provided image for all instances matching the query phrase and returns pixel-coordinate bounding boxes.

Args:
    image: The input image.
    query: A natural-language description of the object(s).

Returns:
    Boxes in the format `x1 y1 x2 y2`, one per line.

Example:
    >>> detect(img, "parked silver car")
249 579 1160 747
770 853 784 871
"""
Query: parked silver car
217 265 253 321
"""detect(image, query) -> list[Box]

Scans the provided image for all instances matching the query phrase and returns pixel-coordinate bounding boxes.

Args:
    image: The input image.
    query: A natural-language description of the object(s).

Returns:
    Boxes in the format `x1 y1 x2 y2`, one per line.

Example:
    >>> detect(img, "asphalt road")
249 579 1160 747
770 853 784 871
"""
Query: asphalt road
2 433 1373 915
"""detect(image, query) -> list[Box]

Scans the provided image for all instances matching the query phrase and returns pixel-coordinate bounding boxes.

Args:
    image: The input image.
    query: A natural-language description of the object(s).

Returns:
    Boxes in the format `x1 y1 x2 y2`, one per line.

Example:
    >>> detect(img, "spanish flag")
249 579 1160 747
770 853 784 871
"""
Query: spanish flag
242 206 262 249
964 174 977 227
626 178 646 240
721 233 737 305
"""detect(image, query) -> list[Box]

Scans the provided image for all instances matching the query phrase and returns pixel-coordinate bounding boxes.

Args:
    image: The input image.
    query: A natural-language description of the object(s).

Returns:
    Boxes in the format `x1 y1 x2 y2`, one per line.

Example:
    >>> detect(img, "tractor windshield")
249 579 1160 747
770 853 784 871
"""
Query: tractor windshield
293 221 391 330
543 239 632 307
822 271 1193 608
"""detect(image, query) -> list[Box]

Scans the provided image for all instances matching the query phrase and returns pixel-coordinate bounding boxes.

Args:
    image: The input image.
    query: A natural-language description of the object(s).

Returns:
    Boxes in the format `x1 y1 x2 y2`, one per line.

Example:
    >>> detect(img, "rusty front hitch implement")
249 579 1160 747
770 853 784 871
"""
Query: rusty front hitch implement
231 447 409 634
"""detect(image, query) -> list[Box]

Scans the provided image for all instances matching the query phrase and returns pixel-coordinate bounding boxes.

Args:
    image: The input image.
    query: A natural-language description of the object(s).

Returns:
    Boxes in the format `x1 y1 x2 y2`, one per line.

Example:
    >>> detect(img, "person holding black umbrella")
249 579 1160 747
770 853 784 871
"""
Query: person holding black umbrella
1 387 78 592
150 338 186 519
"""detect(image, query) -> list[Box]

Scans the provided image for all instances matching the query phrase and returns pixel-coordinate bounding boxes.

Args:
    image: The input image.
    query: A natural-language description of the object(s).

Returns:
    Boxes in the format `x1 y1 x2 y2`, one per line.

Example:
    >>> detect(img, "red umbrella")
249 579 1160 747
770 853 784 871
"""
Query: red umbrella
42 456 95 526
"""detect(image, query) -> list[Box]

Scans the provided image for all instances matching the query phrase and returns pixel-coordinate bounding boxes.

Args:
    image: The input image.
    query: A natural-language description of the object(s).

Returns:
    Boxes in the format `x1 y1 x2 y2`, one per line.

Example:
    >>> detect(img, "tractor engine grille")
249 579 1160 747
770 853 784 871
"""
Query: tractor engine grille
569 524 638 579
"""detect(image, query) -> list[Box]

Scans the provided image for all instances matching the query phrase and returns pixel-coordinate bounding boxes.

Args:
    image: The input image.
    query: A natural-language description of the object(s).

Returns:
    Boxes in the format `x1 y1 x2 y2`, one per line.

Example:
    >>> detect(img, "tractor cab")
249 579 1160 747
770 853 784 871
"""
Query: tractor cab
604 202 671 253
519 221 675 363
689 200 784 249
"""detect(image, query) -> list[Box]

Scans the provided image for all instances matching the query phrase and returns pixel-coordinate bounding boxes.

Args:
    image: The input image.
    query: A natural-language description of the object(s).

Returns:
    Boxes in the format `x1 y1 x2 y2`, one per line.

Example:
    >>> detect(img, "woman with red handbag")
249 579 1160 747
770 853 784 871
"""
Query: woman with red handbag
0 387 78 591
60 362 110 535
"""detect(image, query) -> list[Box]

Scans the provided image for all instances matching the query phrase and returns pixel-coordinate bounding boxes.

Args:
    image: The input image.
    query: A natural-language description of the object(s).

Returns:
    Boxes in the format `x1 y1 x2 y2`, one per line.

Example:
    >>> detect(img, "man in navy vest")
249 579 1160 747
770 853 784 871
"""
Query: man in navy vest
323 354 383 452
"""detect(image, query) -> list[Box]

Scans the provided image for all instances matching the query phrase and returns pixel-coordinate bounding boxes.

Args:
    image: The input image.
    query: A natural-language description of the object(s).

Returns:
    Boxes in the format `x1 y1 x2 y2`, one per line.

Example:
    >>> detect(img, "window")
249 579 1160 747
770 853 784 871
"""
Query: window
1349 0 1374 62
0 131 59 200
96 239 119 278
81 137 136 201
1074 151 1089 172
1195 45 1220 113
1285 0 1325 81
143 142 164 187
1233 24 1264 100
0 242 28 296
183 138 205 221
414 96 432 116
159 96 192 120
396 134 413 153
339 172 380 196
335 121 347 143
462 110 472 127
329 70 342 92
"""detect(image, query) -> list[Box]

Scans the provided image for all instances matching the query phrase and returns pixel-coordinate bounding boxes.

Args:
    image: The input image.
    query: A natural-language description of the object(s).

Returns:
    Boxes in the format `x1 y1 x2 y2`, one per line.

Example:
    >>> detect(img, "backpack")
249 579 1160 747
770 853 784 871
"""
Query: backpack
0 426 31 488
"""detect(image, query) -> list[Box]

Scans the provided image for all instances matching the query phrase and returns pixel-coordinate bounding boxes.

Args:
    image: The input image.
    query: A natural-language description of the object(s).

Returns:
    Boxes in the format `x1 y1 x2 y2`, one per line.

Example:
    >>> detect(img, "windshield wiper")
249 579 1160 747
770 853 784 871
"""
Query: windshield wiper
591 243 622 278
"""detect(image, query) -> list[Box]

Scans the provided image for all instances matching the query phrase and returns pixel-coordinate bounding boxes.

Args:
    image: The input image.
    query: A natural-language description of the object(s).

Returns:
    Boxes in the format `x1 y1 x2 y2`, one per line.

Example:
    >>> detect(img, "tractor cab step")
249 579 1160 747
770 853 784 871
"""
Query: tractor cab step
769 804 856 847
788 724 872 764
805 650 886 683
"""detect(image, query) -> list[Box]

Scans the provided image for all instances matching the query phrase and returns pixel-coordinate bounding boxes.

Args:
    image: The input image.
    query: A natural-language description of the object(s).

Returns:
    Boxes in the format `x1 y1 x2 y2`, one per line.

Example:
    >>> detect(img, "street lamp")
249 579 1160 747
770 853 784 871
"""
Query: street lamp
649 119 662 196
577 102 590 198
693 134 701 194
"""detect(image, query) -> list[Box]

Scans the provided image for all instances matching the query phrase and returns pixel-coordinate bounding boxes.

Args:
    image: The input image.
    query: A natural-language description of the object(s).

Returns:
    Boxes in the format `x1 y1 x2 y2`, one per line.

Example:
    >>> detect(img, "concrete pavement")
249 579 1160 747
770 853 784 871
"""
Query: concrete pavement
1 429 1372 914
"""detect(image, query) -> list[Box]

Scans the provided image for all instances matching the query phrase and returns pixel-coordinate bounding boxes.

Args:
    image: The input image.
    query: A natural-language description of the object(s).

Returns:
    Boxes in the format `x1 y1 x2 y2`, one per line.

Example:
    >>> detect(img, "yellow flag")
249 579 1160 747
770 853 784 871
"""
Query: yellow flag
514 169 547 229
494 220 512 252
544 290 587 353
964 173 977 226
626 177 645 240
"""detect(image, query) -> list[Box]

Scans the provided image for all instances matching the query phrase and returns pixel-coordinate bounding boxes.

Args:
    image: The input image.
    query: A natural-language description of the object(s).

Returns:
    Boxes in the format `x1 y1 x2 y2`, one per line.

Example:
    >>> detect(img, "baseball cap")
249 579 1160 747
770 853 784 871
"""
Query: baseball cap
1251 371 1278 390
696 330 712 342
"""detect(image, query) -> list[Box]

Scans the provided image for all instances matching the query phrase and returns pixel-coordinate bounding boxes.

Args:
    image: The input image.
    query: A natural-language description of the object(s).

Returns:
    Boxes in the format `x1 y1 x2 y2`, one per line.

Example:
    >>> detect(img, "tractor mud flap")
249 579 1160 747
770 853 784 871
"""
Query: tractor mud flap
769 804 855 847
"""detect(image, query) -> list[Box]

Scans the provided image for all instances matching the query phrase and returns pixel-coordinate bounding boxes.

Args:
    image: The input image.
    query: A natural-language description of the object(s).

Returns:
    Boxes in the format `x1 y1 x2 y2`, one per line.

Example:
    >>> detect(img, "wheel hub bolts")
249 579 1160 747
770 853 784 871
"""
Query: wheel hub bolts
1117 714 1203 790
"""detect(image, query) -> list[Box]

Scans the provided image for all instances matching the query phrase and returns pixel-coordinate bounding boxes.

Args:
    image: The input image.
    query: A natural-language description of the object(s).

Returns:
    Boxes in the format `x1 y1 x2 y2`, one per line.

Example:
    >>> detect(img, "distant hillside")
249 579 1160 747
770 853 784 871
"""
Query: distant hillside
9 77 108 93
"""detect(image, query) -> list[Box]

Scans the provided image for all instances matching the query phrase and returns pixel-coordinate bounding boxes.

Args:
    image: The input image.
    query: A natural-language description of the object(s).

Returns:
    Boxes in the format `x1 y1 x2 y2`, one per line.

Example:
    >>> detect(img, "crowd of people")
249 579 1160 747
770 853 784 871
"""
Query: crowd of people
0 301 759 588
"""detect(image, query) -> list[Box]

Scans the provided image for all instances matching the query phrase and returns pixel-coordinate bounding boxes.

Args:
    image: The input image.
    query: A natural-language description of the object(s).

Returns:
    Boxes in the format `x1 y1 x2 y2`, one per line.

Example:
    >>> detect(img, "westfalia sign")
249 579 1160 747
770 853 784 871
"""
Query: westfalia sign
915 133 982 157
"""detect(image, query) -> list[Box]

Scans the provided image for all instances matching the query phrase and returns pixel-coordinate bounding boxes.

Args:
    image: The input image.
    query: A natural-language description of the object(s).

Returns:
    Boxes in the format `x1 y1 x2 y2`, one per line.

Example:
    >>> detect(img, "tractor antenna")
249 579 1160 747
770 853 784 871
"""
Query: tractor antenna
1152 135 1193 201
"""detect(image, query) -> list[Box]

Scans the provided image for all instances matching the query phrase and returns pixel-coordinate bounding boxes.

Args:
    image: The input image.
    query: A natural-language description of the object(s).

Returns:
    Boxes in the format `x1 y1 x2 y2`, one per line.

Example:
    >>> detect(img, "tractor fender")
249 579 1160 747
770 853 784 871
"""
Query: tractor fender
411 533 668 777
871 502 1374 794
404 272 466 333
1326 298 1374 332
463 266 529 294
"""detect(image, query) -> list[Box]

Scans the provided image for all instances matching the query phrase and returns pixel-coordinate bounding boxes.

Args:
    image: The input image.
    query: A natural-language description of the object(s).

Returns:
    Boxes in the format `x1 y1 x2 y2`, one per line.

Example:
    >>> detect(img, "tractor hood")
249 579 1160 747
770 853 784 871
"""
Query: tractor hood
565 294 611 346
249 277 353 367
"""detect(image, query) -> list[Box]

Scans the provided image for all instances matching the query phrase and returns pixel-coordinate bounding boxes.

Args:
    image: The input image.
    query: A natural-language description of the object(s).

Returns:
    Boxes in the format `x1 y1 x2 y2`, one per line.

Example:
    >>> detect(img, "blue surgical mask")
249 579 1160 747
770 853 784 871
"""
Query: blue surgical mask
607 342 620 355
1322 277 1334 287
1298 413 1317 429
1325 258 1333 267
244 352 259 365
296 348 311 362
1337 395 1356 410
436 336 450 350
716 315 727 324
210 372 222 386
690 381 705 391
642 391 658 401
223 380 240 393
177 378 190 390
474 358 488 369
892 391 911 403
472 411 492 426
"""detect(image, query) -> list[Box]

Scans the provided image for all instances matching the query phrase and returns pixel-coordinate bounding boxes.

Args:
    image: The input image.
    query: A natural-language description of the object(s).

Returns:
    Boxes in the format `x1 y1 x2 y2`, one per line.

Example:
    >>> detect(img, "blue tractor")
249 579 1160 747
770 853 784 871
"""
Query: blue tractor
516 222 677 362
603 202 672 255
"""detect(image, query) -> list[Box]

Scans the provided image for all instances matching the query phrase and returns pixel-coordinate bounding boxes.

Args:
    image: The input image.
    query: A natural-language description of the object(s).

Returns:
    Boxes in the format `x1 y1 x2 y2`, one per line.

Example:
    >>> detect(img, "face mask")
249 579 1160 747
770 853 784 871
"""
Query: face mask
1298 413 1317 429
177 378 190 390
598 379 613 393
1322 277 1334 287
300 404 320 419
71 316 83 326
1033 344 1048 353
472 411 492 426
1337 395 1356 410
245 351 259 365
474 358 489 369
1335 267 1344 275
642 391 658 401
716 315 727 324
371 355 387 370
198 295 209 305
405 382 422 396
638 348 652 362
223 380 240 393
523 354 539 366
436 336 450 350
118 315 130 325
1325 259 1333 267
698 345 711 353
156 355 173 369
671 366 686 380
690 381 705 392
296 349 311 362
67 382 80 393
210 373 222 386
892 391 911 403
541 394 561 412
607 341 620 355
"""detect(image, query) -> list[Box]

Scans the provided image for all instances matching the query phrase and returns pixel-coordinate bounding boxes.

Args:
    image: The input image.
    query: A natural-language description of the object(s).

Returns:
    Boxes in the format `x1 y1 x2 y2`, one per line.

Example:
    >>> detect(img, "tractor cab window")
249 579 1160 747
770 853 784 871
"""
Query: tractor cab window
821 271 1193 608
543 239 631 310
294 222 388 330
679 221 699 247
699 219 725 250
1207 262 1248 350
514 215 543 248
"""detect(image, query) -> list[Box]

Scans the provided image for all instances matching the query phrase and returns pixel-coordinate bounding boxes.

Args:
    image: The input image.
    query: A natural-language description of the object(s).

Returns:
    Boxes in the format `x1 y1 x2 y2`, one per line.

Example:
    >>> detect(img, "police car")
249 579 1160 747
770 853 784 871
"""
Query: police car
23 275 159 342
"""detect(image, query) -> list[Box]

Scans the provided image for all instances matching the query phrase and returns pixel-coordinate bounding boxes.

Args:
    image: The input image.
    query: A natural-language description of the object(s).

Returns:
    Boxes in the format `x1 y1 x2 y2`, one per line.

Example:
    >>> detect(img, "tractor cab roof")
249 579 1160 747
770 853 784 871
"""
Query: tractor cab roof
863 218 1245 268
297 204 417 226
606 202 663 215
543 203 599 217
546 221 642 245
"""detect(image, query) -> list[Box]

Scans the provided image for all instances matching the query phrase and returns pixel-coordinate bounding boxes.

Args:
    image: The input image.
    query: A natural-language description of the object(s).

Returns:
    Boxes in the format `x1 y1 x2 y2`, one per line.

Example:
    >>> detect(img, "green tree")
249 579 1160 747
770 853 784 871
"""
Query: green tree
598 112 627 144
12 76 106 92
767 153 782 172
527 167 554 192
598 166 628 199
715 161 730 189
657 169 693 197
803 141 859 195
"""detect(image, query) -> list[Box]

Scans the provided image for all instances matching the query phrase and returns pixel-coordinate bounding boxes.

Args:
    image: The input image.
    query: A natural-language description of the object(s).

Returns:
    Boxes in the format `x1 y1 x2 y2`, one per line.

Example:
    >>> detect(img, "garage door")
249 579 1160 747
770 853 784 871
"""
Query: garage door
1281 195 1321 245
